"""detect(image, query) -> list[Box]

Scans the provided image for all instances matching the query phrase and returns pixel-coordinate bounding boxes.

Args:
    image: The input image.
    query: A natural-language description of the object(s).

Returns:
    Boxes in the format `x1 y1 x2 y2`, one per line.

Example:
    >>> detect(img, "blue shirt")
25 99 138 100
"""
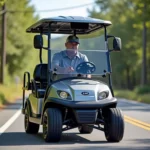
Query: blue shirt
52 50 88 74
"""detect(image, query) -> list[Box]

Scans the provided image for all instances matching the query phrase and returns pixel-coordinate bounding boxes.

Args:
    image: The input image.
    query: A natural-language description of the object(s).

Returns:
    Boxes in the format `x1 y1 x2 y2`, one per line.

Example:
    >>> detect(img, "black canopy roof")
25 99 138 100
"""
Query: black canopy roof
26 16 112 34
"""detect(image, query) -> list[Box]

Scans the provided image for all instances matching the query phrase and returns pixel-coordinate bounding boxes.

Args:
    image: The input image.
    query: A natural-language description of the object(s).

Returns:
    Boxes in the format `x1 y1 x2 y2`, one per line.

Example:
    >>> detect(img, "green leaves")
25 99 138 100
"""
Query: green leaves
0 0 39 83
0 0 5 7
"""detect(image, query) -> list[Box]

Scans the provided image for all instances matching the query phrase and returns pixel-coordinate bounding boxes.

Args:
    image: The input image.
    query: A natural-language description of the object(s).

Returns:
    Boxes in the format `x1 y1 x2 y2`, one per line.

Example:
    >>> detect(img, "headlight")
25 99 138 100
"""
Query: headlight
57 90 72 100
97 91 109 100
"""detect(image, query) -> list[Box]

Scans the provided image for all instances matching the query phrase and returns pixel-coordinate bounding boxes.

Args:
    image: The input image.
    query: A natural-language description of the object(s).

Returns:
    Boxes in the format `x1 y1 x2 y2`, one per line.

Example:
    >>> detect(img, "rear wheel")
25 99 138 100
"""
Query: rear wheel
78 125 93 134
43 108 62 142
24 106 39 134
104 108 124 142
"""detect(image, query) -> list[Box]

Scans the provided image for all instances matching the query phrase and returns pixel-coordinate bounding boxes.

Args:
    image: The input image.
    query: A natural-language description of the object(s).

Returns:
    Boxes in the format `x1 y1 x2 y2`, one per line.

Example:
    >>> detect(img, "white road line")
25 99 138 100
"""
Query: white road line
0 109 21 136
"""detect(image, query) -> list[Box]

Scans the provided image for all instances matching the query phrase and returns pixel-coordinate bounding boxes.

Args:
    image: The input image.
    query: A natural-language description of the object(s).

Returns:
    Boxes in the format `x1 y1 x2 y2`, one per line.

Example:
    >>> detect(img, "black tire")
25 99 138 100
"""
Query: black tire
43 108 62 142
104 108 124 142
24 107 39 134
78 125 93 134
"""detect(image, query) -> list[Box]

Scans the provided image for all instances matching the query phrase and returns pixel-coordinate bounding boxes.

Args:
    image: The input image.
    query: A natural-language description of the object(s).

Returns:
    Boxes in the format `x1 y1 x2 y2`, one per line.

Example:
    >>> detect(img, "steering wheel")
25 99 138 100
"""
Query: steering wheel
76 62 96 74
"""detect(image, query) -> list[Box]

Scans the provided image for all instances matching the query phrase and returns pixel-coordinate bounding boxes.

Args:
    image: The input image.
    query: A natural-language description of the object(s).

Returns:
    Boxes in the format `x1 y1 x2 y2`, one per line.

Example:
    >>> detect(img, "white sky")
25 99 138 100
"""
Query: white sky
30 0 95 18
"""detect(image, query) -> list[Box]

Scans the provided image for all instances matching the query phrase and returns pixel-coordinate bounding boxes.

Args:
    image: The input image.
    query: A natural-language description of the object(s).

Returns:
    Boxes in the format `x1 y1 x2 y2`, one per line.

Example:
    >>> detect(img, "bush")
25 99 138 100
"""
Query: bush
114 90 137 100
134 85 150 94
114 89 150 104
0 84 22 107
0 93 6 105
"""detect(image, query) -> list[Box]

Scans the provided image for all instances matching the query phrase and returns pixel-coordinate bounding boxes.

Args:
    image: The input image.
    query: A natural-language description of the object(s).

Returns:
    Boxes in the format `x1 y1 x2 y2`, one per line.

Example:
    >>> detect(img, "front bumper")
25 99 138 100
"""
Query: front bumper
47 97 117 109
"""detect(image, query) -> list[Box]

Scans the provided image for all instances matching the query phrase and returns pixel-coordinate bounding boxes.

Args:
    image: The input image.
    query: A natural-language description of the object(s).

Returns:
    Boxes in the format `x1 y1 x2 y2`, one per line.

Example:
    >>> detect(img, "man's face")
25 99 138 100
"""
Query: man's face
65 42 79 50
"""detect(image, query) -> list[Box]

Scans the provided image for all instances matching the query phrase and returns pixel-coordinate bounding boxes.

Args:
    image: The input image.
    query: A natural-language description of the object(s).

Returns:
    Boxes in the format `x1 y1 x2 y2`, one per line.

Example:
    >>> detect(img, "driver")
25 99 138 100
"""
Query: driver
52 35 91 77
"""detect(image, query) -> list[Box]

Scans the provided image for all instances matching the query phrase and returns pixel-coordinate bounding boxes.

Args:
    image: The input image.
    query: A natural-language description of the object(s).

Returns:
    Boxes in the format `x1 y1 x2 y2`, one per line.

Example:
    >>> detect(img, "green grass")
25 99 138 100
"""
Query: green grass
0 84 22 107
114 90 150 104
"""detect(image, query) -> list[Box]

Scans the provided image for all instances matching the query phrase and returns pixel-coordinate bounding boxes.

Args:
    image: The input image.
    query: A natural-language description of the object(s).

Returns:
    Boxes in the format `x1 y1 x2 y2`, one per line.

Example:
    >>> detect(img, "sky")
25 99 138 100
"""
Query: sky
29 0 95 19
29 0 96 38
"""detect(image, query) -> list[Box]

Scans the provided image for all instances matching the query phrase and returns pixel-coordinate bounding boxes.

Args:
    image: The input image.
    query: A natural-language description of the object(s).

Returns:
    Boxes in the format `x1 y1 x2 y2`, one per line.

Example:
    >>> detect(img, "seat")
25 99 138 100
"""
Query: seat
32 64 48 98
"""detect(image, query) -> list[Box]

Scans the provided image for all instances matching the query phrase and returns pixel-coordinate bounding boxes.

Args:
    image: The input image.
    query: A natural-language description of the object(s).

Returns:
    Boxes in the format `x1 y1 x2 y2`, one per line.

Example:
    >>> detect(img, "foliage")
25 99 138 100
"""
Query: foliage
0 84 22 107
114 89 150 104
134 85 150 94
0 0 5 7
0 0 42 84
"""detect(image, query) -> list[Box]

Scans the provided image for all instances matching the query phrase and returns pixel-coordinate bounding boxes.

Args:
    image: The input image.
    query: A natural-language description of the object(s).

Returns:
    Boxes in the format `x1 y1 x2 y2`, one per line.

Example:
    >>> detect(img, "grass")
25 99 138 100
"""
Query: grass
0 84 23 108
114 90 150 104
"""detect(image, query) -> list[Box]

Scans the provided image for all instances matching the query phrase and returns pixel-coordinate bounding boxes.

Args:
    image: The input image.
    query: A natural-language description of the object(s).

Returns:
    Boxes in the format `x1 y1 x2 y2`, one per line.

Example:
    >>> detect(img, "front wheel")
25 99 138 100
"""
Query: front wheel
103 108 125 142
43 108 62 142
78 125 93 134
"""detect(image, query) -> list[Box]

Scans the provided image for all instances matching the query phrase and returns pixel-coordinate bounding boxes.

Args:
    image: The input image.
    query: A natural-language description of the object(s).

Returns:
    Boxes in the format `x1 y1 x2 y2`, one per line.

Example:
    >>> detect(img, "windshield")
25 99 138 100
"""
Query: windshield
50 31 110 78
51 49 111 76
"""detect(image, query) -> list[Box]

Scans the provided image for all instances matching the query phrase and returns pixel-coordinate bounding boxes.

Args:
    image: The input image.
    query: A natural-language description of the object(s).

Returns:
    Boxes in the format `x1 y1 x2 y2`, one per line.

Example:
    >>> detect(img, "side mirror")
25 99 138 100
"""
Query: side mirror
107 35 122 51
113 37 121 51
34 35 43 49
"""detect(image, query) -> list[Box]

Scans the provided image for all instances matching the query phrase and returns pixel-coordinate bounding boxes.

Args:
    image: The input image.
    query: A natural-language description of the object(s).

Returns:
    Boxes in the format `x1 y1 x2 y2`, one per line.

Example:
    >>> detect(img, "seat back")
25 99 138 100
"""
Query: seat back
33 64 48 82
32 64 48 97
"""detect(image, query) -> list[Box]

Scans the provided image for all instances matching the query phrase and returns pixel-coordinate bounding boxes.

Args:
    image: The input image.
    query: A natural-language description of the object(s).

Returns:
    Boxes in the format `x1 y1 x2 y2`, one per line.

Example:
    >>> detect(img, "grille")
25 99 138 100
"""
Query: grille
75 110 97 124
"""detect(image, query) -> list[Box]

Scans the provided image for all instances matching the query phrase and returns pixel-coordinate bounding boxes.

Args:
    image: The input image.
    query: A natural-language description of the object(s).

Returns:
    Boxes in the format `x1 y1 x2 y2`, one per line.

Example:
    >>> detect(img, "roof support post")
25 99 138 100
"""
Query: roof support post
47 23 51 84
104 26 114 97
39 27 43 64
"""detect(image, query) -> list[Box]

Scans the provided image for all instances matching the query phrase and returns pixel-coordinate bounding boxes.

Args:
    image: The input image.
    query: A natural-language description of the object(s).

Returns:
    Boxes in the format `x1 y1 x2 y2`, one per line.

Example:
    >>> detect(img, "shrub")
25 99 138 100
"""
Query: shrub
134 85 150 94
0 93 6 105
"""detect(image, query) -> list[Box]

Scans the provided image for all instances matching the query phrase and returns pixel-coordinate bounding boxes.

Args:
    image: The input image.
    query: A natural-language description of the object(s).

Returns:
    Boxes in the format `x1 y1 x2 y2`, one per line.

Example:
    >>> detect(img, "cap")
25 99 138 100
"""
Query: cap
66 35 80 44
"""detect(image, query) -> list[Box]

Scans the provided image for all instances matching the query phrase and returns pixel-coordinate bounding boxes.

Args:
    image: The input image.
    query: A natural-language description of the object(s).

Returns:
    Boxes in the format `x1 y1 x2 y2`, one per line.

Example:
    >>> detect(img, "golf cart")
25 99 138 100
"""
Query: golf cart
22 16 124 142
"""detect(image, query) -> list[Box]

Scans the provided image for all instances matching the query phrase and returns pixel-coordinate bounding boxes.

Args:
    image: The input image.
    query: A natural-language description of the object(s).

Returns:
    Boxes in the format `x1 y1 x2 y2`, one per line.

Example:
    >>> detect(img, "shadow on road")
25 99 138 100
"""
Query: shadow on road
0 132 150 150
128 139 150 145
0 132 107 146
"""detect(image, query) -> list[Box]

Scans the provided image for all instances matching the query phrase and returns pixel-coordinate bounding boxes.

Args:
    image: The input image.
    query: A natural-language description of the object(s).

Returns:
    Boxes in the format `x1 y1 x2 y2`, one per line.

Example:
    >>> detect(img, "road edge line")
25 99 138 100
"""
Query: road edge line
0 108 21 136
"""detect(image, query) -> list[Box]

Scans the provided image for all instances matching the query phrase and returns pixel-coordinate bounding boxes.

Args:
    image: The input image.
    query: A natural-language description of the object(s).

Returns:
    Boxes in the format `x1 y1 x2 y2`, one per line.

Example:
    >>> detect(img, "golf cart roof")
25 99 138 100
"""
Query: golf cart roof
26 16 112 34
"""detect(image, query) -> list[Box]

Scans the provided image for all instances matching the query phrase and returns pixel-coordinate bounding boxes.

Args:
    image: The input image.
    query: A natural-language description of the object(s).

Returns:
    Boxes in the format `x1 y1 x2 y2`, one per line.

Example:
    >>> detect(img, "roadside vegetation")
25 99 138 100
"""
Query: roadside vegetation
0 84 22 108
115 86 150 104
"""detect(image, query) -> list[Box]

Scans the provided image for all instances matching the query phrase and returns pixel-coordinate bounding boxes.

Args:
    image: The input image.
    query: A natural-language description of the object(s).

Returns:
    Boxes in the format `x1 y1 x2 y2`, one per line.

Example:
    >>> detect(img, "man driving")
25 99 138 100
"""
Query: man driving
52 35 90 77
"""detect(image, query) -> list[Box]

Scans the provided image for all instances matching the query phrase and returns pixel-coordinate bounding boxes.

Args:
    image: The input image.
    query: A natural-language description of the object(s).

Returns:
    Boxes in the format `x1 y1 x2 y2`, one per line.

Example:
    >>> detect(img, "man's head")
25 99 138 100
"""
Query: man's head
65 35 80 50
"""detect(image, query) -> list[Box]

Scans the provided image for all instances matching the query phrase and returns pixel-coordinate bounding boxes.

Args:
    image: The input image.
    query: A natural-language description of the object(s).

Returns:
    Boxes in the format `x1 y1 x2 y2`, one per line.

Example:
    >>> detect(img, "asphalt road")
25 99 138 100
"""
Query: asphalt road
0 98 150 150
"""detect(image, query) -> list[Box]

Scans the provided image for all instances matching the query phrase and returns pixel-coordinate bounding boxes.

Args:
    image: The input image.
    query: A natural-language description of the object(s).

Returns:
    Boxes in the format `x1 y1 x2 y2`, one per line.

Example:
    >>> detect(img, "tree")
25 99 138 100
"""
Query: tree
132 0 150 85
0 0 40 84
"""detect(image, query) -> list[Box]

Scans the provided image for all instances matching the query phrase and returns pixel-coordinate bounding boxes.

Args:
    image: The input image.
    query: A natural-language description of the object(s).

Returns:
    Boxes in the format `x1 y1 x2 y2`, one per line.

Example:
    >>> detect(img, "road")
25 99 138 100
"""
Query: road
0 98 150 150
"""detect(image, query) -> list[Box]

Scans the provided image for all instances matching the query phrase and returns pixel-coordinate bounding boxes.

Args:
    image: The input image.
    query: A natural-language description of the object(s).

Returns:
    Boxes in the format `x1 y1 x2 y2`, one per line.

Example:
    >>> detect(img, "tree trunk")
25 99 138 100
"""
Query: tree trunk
126 66 131 89
141 3 147 86
0 3 6 84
